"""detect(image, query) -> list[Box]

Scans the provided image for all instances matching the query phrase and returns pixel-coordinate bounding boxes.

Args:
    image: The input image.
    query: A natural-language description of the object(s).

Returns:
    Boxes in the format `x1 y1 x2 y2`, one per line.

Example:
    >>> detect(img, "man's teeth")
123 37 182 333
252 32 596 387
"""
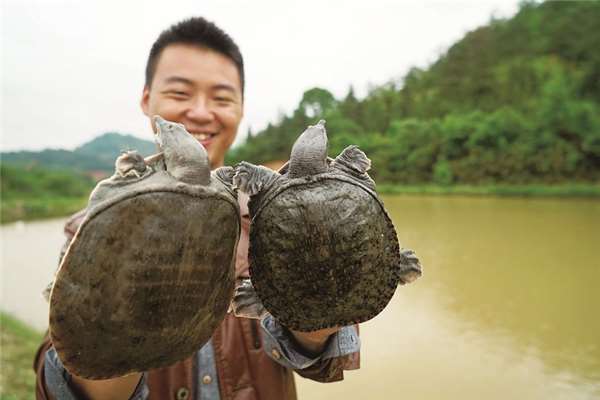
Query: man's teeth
193 133 215 141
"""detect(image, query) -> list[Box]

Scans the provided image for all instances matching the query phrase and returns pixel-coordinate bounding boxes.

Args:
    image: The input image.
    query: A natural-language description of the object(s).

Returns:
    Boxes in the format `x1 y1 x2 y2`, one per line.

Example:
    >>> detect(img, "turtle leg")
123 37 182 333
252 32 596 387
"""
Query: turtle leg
333 145 371 174
229 278 268 320
233 162 280 196
398 248 423 284
332 145 376 190
214 166 236 187
115 151 147 179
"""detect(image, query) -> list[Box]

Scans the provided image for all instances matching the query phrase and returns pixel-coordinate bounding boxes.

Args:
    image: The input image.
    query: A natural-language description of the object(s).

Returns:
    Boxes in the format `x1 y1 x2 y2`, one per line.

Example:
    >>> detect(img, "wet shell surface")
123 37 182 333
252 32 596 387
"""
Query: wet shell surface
249 177 402 331
49 117 240 379
233 121 422 332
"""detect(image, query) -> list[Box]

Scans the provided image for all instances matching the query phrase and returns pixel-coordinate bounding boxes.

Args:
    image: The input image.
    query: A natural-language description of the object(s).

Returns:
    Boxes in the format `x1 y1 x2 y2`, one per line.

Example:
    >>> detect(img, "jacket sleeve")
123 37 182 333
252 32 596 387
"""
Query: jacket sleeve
33 333 54 400
260 315 360 383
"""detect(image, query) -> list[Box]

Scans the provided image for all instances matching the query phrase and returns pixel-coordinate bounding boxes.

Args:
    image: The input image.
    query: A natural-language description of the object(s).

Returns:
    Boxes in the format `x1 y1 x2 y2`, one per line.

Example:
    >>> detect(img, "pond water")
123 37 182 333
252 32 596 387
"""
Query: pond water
1 195 599 399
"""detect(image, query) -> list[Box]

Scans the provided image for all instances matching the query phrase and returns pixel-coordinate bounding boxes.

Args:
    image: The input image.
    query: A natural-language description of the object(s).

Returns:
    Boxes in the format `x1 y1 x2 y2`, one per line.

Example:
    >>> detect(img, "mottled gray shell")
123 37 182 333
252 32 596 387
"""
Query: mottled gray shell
237 121 421 332
248 170 402 331
49 117 240 379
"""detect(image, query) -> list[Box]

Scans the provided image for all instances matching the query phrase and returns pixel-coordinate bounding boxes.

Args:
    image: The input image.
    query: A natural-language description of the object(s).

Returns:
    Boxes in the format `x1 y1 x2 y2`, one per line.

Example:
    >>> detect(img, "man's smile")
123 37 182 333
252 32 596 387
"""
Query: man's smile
189 131 218 148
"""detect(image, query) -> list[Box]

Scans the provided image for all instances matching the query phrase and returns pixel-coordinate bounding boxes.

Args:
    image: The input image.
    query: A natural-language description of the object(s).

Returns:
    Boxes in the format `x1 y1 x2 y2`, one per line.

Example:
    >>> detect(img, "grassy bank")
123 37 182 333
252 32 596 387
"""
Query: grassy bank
1 163 95 224
1 196 89 224
0 313 43 399
377 183 600 197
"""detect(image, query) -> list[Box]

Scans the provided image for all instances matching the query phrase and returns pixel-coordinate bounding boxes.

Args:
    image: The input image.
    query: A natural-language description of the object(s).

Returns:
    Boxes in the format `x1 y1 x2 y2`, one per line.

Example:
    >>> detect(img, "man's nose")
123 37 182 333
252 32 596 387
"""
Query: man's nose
186 98 215 123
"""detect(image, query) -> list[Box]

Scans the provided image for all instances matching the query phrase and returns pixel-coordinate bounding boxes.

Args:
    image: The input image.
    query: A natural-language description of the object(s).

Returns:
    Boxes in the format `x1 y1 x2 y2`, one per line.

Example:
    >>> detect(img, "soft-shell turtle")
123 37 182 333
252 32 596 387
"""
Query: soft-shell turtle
232 121 422 332
48 116 240 379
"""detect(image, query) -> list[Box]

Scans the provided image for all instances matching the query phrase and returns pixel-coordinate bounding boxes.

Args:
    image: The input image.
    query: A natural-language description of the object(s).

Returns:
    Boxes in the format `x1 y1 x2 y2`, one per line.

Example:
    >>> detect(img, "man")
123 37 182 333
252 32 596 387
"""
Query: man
34 17 360 400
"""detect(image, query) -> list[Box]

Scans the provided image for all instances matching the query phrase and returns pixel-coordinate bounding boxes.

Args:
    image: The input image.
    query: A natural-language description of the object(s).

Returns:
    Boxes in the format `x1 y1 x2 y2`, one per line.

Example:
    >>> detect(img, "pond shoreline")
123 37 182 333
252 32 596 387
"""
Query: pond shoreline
1 196 88 225
2 184 599 225
378 183 600 197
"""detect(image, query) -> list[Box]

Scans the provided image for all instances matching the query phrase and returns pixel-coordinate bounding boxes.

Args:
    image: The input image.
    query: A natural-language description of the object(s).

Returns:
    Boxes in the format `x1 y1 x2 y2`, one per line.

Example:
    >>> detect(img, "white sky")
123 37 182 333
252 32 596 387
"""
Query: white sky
1 0 520 152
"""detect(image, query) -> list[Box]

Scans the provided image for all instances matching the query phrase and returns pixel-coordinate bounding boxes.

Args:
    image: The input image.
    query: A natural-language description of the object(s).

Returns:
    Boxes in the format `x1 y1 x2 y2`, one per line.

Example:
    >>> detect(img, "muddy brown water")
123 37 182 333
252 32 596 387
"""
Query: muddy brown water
1 195 599 399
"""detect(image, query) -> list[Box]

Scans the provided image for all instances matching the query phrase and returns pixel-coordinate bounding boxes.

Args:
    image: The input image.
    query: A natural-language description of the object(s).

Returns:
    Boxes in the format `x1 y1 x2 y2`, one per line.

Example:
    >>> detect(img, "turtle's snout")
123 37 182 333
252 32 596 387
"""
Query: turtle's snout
153 115 164 129
152 116 168 148
153 116 184 134
153 115 171 132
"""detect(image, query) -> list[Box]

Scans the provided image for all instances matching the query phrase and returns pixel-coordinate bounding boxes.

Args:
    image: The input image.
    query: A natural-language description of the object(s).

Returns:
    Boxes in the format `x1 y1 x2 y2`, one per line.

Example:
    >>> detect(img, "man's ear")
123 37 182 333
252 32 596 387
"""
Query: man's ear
140 86 150 116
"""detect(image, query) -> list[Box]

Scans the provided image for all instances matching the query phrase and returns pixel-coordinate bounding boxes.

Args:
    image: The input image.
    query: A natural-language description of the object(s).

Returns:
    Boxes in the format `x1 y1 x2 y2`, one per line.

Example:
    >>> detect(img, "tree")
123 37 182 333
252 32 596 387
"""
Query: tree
298 87 336 119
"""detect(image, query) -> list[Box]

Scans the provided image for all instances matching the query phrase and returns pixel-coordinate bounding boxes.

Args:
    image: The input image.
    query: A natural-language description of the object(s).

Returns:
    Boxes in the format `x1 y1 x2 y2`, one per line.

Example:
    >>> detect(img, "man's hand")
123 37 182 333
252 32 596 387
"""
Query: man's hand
289 327 340 357
71 372 143 400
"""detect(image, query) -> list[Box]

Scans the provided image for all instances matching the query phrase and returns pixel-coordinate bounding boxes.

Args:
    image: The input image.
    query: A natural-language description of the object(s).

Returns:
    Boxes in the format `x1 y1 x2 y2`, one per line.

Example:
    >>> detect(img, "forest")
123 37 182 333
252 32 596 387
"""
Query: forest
226 1 600 185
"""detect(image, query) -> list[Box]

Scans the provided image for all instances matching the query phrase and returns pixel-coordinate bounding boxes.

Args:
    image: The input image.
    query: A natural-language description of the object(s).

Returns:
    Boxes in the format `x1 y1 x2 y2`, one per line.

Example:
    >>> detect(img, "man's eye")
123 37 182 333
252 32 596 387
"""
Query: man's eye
215 96 233 103
166 90 188 98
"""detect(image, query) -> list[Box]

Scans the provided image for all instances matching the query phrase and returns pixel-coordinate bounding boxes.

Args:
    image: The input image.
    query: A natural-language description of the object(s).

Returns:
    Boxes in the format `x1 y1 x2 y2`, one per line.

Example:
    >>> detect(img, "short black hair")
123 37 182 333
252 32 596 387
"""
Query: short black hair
144 17 244 95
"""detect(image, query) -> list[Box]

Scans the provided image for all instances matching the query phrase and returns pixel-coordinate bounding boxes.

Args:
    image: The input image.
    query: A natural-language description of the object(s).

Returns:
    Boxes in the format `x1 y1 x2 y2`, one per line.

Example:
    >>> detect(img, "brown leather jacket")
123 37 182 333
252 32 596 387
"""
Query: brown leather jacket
34 196 360 400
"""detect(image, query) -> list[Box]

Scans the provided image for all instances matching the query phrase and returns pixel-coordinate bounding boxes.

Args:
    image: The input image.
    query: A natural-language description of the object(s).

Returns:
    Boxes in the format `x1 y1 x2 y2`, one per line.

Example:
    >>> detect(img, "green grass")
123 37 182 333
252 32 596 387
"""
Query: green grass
376 183 600 197
0 313 43 400
1 162 95 224
0 196 89 224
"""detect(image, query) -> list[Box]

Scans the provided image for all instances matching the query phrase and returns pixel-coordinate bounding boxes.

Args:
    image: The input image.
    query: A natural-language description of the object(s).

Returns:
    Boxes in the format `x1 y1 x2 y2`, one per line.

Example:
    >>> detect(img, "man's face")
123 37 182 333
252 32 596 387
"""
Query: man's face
141 44 243 168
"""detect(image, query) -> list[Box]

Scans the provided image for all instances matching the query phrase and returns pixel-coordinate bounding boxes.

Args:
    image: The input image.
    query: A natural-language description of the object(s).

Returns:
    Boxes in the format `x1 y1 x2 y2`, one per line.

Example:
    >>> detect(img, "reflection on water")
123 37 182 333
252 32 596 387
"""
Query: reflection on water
297 196 600 399
1 197 599 399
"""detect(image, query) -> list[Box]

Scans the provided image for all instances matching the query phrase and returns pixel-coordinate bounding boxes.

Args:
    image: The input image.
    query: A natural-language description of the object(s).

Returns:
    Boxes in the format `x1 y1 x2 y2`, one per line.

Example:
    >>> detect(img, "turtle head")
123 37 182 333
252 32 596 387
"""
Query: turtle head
287 120 328 178
153 115 211 185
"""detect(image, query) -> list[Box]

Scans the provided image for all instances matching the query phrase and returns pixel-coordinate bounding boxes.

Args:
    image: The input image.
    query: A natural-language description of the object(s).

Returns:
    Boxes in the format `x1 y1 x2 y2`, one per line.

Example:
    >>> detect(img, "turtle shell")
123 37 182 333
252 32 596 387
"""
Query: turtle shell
248 172 402 332
49 170 239 379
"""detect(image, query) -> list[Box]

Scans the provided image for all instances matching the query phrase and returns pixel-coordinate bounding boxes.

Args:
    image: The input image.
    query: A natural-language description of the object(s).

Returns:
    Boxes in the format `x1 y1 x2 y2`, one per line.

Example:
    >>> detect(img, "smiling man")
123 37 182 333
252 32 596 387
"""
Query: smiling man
34 17 360 400
141 44 242 168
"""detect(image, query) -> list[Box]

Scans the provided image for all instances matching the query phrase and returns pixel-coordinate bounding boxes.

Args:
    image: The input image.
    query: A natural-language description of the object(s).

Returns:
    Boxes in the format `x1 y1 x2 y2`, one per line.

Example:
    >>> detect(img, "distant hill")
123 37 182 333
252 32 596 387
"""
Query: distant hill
2 132 157 174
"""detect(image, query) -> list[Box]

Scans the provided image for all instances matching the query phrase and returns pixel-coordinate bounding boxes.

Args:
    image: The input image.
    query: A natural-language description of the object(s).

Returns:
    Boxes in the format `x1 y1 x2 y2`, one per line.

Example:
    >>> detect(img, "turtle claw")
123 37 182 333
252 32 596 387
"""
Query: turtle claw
214 166 236 187
232 162 254 194
230 278 268 320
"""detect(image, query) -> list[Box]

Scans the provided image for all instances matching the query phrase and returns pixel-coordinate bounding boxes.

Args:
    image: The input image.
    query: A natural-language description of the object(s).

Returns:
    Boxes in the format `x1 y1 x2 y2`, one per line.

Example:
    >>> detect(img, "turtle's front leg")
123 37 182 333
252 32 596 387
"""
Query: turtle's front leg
233 162 280 196
115 151 147 179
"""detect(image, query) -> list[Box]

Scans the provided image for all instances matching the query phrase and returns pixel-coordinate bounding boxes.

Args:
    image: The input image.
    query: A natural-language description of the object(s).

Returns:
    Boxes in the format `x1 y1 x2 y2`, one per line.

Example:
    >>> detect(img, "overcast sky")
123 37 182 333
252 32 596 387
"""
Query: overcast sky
1 0 521 152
